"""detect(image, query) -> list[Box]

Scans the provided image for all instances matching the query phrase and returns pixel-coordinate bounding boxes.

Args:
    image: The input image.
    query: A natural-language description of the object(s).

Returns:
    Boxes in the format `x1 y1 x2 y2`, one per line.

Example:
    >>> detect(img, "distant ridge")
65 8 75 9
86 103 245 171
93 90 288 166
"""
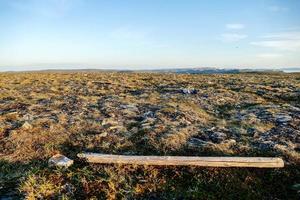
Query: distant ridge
1 67 299 74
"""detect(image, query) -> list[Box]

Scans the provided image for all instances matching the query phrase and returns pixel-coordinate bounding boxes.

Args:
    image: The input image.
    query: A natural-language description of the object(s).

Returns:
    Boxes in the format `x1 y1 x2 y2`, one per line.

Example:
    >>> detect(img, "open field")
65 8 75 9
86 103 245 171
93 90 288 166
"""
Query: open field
0 72 300 199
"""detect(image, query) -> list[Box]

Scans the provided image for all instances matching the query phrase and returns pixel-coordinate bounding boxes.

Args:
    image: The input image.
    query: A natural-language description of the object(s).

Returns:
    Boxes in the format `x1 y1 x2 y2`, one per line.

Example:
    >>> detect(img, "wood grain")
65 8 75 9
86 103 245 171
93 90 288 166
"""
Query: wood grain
77 153 284 168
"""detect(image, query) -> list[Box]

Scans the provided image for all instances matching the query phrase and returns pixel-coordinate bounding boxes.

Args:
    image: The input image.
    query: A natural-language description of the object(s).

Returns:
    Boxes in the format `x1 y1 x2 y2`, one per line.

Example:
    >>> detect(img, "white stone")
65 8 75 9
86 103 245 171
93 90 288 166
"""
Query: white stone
48 154 73 168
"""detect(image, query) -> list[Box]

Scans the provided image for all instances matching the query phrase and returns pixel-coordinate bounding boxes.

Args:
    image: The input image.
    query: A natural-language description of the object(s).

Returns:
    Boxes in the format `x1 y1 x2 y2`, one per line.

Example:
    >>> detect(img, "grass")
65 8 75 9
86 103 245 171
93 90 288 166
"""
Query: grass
1 159 299 199
0 72 300 199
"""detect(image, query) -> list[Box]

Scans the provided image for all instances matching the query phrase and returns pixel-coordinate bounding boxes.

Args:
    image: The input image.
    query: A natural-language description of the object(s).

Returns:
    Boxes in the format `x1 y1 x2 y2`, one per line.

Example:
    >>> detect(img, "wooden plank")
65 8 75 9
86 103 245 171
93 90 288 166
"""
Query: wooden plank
77 153 284 168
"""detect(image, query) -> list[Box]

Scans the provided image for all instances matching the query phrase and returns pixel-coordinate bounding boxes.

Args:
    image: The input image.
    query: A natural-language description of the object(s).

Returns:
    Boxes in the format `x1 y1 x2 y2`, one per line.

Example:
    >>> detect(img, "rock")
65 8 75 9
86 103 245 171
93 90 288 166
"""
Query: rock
187 138 210 148
120 104 138 111
254 108 273 121
256 141 275 151
291 183 300 191
37 98 51 105
21 121 32 130
129 89 144 96
207 127 216 131
182 88 197 94
247 127 256 136
289 106 300 112
131 127 139 134
256 89 266 95
275 114 292 124
141 117 155 124
61 183 75 196
143 111 155 118
123 151 136 155
209 131 227 143
202 94 209 98
49 154 73 168
141 125 152 130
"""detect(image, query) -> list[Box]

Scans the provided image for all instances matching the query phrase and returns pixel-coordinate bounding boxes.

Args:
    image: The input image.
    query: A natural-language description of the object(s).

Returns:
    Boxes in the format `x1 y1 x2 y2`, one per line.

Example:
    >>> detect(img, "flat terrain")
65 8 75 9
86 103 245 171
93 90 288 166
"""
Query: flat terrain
0 72 300 199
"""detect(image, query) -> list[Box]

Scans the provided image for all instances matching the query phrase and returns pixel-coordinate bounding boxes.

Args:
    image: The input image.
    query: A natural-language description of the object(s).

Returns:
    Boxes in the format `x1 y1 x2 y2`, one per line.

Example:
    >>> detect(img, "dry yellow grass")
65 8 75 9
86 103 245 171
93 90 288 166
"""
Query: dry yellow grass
0 71 299 199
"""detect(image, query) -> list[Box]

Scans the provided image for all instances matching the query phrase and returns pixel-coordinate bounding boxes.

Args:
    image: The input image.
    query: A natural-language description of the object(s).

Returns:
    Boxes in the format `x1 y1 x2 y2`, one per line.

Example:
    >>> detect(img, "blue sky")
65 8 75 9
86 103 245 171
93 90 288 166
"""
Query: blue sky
0 0 300 71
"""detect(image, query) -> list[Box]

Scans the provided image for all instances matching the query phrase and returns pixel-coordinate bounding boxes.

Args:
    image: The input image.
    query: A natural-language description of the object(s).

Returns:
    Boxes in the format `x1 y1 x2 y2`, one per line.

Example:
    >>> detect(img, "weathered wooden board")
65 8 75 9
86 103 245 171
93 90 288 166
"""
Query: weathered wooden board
77 153 284 168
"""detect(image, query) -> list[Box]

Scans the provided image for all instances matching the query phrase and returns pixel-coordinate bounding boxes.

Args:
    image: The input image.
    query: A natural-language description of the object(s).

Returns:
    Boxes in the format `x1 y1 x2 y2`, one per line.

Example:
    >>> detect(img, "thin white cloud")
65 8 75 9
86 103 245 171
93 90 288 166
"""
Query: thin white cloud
257 53 283 58
251 31 300 51
268 5 289 12
251 41 300 51
226 24 245 30
221 33 248 42
262 32 300 40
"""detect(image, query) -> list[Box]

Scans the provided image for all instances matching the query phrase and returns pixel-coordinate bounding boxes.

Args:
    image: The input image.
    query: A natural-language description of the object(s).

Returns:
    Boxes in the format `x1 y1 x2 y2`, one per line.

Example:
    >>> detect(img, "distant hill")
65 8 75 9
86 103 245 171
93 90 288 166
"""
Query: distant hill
3 67 300 74
146 68 241 74
142 68 286 74
280 68 300 73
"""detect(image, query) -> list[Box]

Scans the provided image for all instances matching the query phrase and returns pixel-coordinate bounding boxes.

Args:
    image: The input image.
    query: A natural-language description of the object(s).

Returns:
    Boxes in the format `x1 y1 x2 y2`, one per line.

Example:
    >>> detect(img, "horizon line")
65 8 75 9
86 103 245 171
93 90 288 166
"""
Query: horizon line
1 66 300 73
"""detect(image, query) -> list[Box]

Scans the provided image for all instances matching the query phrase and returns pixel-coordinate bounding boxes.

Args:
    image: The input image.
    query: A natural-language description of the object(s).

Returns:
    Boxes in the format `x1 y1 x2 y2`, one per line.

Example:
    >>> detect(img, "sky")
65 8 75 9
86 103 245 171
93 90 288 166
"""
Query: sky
0 0 300 71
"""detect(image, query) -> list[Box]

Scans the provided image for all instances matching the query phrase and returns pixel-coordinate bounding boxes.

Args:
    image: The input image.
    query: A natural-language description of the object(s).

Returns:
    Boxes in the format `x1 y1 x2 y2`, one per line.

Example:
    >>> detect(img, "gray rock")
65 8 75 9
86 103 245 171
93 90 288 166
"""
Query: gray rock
289 106 300 112
123 151 136 155
247 127 256 136
187 138 210 148
256 141 275 151
141 117 155 124
143 111 155 118
256 89 266 95
48 154 73 168
182 88 197 94
209 131 227 143
275 114 292 124
291 183 300 191
61 183 75 195
120 104 138 112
